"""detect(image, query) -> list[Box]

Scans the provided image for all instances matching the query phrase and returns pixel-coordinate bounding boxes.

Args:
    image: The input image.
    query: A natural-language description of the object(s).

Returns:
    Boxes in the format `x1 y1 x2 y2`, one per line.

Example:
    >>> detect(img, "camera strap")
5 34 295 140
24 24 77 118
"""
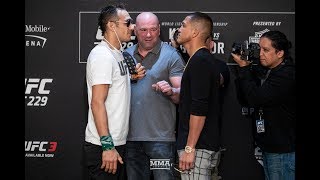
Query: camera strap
257 69 270 133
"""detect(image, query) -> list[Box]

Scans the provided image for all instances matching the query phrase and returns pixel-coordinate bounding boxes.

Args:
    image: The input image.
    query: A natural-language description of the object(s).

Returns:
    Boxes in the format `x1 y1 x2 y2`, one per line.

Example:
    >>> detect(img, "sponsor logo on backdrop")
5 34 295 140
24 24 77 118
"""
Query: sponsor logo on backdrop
252 21 282 26
163 25 226 55
248 28 270 43
212 22 228 26
79 12 292 64
25 78 53 107
79 12 229 63
25 25 51 48
251 21 280 43
211 32 225 55
161 21 182 27
95 28 136 48
25 141 57 158
79 11 139 63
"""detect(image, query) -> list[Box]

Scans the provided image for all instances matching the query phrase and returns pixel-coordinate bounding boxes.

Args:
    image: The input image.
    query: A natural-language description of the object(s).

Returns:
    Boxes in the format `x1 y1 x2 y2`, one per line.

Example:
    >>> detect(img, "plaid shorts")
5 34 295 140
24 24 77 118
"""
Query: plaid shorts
177 149 222 180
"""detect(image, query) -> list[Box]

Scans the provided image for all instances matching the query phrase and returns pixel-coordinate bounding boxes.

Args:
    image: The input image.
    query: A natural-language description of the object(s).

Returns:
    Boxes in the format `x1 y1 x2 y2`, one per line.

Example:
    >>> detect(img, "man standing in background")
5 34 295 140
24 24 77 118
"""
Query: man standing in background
125 12 185 180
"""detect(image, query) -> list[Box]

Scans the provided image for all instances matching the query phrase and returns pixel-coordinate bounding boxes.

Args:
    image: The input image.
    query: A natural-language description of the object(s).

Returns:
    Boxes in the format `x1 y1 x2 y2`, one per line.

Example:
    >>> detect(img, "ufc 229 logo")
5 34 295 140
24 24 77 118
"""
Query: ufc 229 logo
25 78 53 106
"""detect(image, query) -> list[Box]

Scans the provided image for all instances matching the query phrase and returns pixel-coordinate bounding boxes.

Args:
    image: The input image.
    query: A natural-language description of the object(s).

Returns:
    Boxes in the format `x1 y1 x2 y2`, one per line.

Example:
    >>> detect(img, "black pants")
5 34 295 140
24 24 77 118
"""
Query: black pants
84 141 127 180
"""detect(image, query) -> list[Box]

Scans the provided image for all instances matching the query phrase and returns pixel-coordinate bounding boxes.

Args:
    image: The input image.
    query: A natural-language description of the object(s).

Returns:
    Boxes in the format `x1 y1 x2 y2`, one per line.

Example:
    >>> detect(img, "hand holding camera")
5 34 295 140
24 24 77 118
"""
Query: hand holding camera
231 53 251 67
231 40 260 64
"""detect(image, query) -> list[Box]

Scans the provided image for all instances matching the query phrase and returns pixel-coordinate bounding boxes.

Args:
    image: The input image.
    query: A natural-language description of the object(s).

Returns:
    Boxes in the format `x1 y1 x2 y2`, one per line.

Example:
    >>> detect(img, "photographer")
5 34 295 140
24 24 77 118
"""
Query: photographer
231 30 295 180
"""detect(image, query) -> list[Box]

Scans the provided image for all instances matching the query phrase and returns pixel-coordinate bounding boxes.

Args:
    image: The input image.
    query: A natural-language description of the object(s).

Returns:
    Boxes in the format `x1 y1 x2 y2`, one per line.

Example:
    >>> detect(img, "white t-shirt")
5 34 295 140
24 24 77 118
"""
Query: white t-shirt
85 40 131 146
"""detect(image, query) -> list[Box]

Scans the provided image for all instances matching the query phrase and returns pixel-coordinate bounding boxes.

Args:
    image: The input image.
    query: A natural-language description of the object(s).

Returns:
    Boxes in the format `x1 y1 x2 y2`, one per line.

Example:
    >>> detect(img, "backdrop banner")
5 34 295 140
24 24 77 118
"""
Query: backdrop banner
25 0 295 179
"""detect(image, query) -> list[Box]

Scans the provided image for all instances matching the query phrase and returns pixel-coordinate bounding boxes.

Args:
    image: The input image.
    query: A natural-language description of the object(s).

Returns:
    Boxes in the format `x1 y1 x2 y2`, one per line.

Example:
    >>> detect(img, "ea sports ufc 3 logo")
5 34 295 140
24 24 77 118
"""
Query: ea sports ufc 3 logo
25 78 53 106
25 141 57 152
25 141 57 158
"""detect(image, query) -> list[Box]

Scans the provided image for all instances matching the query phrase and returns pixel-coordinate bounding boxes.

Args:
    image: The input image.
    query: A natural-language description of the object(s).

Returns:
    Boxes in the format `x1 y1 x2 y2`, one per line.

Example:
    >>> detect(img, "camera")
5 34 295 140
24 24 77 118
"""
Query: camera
232 40 260 64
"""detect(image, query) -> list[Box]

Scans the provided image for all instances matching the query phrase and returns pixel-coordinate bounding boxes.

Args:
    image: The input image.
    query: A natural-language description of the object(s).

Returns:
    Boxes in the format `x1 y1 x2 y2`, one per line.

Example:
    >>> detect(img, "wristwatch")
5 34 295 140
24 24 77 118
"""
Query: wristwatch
185 146 195 153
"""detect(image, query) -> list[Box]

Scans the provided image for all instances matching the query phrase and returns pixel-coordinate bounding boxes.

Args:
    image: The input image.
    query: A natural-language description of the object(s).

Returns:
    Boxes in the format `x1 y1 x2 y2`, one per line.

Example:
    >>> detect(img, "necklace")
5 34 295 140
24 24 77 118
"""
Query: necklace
102 38 122 63
184 46 207 71
103 38 121 53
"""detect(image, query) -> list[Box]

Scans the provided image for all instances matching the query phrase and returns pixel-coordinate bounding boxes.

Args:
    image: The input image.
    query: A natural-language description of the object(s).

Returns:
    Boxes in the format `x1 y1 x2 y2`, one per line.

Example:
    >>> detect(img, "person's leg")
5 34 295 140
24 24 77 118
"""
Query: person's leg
211 148 224 180
145 141 176 180
115 145 127 180
84 142 127 180
126 141 150 180
284 152 295 180
263 152 295 180
263 152 282 180
262 152 270 180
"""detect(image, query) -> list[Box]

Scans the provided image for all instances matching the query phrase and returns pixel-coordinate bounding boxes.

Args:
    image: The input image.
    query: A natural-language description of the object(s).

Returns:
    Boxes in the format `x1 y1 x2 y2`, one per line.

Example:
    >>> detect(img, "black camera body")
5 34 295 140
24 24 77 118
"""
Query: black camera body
232 41 260 64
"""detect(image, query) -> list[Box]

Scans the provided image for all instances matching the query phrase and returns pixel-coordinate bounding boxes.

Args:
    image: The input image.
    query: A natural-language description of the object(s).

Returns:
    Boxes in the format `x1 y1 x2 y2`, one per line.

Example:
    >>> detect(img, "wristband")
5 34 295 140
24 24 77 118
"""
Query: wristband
100 135 115 151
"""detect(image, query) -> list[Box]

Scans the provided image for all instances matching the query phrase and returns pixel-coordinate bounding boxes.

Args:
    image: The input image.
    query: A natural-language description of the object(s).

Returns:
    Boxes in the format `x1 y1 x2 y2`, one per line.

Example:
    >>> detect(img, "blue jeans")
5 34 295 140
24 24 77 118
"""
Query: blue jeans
263 152 295 180
126 141 175 180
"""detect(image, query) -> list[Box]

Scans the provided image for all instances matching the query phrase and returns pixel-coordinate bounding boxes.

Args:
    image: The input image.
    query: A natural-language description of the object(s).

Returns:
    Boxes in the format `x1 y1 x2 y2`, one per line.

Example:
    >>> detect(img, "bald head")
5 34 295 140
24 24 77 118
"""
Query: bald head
136 12 159 27
134 12 160 51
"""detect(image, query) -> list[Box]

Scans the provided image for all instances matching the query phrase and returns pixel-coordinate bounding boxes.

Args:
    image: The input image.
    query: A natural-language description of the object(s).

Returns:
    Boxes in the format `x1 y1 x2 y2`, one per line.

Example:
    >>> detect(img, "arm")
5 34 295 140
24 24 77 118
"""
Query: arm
151 49 184 104
151 76 182 104
186 115 205 149
239 66 295 106
179 115 205 171
91 84 109 137
232 53 295 106
168 76 182 104
91 84 123 174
